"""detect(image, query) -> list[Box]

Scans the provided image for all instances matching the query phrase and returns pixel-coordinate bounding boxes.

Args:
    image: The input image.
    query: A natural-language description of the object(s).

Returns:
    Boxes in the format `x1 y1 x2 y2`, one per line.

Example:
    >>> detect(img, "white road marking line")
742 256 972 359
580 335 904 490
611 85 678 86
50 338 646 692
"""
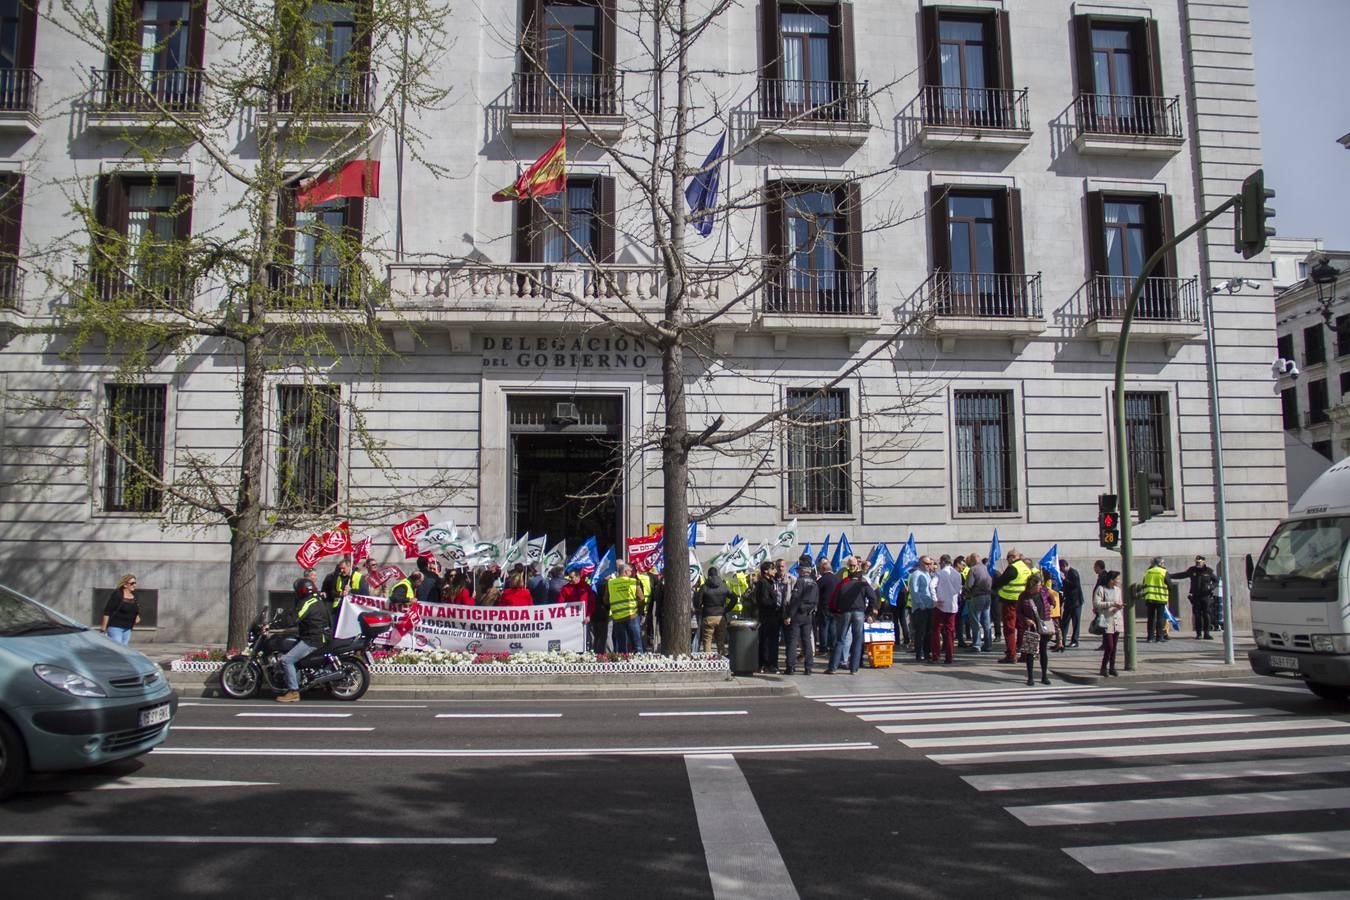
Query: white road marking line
235 713 353 718
687 754 799 900
179 702 427 708
929 733 1350 765
28 777 276 792
815 687 1129 704
877 708 1287 735
1174 679 1315 695
834 692 1197 710
172 726 375 732
640 711 748 718
837 698 1154 713
1064 829 1350 874
854 700 1230 722
153 742 878 758
1010 786 1350 826
963 755 1350 792
898 718 1350 747
0 835 495 846
433 714 563 719
1204 893 1350 899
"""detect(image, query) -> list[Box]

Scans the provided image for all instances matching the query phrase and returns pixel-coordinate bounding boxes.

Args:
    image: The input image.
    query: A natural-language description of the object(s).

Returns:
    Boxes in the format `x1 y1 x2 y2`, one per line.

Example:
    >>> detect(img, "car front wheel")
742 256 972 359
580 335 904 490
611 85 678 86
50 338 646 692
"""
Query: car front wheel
0 715 29 801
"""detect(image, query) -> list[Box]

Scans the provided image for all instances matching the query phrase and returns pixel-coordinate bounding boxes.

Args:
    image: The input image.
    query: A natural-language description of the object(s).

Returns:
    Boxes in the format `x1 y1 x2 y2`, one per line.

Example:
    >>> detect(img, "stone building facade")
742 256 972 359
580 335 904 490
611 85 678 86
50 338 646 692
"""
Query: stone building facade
0 0 1283 641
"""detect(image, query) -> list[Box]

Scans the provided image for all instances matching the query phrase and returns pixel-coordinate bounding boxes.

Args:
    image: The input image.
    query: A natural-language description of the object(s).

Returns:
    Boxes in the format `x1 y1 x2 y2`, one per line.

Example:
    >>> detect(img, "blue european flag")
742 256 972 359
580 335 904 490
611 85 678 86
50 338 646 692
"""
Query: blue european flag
815 534 832 566
564 537 599 574
590 545 616 592
989 529 1002 577
685 133 725 238
831 533 853 570
1039 545 1063 590
896 534 919 584
687 521 698 548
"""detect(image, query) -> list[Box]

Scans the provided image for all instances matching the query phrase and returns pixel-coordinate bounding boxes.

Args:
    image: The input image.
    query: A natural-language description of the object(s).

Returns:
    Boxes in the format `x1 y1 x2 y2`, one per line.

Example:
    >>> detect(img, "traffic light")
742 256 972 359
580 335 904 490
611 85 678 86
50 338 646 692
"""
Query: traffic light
1134 471 1167 523
1237 168 1276 259
1098 493 1120 550
1146 472 1167 518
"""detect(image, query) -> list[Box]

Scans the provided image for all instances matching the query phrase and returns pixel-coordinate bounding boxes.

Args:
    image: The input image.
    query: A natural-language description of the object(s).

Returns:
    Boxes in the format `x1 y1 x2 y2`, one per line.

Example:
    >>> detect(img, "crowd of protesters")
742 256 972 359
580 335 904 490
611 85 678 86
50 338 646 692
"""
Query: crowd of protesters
303 543 1223 683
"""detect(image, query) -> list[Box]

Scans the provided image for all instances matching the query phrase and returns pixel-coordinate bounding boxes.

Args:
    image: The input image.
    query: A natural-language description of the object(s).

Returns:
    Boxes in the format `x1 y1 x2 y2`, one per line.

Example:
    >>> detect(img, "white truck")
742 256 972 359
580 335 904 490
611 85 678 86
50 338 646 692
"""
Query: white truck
1248 458 1350 700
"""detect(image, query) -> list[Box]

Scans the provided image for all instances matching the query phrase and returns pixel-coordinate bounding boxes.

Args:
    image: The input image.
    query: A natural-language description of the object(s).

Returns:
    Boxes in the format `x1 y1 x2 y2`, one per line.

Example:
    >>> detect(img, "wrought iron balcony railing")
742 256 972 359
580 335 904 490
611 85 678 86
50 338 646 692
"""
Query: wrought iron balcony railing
920 85 1029 131
268 263 365 309
511 71 624 118
0 68 39 114
1087 274 1200 323
76 257 193 308
1072 93 1182 139
91 67 203 112
277 70 376 115
757 78 869 125
763 267 877 316
923 271 1043 318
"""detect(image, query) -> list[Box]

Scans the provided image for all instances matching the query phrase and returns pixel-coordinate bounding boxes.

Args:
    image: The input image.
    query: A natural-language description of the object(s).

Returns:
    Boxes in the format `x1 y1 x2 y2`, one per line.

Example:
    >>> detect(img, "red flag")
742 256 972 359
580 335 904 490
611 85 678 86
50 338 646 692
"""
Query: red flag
492 129 566 202
391 513 430 560
316 521 354 559
295 534 324 569
366 564 404 591
627 531 663 574
351 536 373 566
297 129 383 210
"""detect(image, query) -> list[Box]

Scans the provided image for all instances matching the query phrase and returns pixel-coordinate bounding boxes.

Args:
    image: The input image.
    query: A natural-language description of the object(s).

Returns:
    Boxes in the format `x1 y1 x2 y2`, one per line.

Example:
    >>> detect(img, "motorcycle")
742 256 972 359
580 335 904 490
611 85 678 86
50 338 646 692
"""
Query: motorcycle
218 607 393 701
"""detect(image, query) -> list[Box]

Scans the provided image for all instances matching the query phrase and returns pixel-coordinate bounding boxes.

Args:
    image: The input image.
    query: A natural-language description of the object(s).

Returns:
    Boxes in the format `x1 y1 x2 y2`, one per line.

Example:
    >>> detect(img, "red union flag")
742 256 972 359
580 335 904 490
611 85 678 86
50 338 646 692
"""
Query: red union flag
391 513 430 559
316 521 353 559
366 564 404 590
295 534 324 569
351 536 373 566
627 530 662 573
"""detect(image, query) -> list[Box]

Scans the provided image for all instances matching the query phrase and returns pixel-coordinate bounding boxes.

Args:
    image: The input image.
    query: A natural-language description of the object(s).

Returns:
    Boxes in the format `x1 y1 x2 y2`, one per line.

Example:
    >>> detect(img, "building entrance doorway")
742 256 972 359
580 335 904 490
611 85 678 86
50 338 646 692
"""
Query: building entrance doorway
509 395 623 557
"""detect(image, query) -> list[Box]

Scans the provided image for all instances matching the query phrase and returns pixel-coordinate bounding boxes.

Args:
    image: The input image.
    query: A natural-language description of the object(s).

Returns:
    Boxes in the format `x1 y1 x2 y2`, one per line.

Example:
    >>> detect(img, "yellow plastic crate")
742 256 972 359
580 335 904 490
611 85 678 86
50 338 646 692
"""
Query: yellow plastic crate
865 642 894 668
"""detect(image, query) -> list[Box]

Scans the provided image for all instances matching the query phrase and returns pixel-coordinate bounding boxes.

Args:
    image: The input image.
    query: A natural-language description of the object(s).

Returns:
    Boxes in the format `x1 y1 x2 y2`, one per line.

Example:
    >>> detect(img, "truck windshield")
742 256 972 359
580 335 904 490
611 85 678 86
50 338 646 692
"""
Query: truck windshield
1251 516 1350 603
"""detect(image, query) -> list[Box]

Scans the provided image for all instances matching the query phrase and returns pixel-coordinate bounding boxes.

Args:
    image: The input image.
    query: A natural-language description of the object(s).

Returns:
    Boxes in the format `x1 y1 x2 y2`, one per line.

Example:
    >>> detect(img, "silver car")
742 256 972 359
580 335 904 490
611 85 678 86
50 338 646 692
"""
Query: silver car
0 584 177 798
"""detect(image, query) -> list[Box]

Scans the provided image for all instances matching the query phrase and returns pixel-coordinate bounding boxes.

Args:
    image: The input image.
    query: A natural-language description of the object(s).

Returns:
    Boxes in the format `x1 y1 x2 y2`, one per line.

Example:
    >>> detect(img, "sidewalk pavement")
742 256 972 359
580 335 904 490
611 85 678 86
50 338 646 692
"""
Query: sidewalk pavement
757 630 1259 693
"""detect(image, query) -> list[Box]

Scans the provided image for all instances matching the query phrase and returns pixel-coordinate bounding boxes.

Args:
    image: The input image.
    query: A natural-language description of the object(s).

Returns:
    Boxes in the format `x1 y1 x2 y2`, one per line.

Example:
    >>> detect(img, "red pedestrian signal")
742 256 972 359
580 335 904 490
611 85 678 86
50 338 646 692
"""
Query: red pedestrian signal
1102 512 1116 528
1098 495 1120 551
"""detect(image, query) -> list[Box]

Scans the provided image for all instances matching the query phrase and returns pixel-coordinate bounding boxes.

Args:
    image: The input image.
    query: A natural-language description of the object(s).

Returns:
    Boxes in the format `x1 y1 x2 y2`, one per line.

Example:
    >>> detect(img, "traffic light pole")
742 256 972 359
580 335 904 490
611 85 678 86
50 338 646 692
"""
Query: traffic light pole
1115 196 1237 672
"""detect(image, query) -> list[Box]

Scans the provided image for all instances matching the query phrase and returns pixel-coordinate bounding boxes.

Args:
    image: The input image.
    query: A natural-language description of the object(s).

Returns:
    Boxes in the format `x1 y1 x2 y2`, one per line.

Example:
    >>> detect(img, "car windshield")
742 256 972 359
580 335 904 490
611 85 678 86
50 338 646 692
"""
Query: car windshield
0 585 85 636
1251 516 1350 604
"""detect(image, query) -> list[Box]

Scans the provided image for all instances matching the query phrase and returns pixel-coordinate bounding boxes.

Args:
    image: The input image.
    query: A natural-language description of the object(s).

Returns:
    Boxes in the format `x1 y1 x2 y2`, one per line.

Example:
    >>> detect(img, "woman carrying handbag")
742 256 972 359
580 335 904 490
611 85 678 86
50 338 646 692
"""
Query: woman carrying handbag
1016 574 1053 686
1092 570 1125 677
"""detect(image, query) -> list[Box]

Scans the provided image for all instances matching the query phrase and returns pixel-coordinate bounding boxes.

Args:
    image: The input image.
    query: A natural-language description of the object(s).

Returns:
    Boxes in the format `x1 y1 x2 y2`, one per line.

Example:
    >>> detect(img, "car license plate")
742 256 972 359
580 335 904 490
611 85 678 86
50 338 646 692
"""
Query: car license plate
138 703 171 728
1269 654 1300 672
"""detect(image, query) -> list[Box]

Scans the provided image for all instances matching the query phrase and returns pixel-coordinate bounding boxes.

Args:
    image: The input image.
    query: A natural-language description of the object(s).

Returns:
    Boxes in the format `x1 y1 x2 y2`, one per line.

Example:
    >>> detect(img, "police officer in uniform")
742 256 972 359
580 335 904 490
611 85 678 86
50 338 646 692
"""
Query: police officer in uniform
783 556 819 675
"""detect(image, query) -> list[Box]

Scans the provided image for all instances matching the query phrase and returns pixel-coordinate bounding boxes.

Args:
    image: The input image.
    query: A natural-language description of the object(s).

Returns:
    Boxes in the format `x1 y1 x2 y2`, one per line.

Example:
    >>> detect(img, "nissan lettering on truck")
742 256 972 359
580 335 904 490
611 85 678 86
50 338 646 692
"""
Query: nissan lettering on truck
1249 459 1350 700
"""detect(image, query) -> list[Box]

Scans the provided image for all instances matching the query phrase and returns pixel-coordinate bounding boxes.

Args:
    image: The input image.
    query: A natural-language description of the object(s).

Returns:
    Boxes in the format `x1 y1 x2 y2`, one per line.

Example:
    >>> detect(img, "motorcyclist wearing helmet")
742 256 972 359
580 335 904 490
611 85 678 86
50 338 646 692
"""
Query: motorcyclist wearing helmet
272 568 334 703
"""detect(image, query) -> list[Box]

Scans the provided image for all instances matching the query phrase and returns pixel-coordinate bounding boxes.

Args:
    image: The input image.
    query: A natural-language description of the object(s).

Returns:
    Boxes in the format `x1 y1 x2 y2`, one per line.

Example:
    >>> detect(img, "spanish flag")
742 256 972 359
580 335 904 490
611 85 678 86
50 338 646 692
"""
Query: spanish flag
492 130 567 202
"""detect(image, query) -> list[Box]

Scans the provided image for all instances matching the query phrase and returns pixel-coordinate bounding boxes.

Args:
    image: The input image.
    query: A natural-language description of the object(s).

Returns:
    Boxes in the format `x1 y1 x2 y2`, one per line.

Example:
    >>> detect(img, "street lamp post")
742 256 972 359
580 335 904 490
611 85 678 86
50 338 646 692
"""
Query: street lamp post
1311 257 1342 329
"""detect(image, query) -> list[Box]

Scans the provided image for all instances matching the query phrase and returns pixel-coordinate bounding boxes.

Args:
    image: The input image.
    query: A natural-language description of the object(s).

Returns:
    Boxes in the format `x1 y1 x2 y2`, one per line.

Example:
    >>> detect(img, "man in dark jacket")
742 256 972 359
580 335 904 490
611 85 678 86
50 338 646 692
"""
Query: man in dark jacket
784 557 820 675
753 561 783 673
545 565 566 604
815 561 840 659
272 583 333 703
527 564 549 605
1058 559 1085 648
1169 555 1217 639
828 568 880 675
695 567 733 655
416 556 444 604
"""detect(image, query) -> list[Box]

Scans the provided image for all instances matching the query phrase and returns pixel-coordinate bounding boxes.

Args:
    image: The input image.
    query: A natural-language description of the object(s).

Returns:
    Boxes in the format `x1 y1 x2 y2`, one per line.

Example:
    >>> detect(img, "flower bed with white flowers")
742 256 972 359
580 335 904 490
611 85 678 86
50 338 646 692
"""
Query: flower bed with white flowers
171 650 730 676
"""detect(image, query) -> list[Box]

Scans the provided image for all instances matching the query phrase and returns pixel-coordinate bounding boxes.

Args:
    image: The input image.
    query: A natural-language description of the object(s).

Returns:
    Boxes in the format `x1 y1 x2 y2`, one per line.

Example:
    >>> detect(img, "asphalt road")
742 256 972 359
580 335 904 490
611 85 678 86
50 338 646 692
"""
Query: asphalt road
3 676 1350 899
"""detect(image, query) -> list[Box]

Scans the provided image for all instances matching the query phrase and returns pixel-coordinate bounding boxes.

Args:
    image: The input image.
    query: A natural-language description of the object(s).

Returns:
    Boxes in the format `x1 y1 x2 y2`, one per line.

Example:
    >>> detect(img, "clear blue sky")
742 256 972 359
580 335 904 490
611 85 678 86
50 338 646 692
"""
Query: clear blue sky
1250 0 1350 248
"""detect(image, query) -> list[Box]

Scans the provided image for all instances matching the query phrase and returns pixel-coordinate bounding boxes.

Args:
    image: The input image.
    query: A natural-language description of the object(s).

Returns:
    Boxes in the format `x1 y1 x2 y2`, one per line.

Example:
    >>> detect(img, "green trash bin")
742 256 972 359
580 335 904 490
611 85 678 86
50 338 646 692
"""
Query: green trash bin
728 619 759 675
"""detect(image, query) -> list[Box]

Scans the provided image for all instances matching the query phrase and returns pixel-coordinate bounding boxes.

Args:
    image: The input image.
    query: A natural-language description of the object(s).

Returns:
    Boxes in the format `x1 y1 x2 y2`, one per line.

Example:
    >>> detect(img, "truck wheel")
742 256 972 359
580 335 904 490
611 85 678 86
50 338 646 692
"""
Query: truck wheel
1307 682 1349 702
0 716 29 801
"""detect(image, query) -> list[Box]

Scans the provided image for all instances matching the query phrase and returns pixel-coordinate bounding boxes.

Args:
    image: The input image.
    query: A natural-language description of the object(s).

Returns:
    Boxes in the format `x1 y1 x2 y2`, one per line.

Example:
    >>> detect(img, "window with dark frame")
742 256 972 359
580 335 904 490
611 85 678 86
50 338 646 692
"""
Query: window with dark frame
1086 191 1178 321
1280 387 1298 431
0 0 38 112
0 171 21 304
1071 14 1169 137
513 175 615 271
928 185 1028 317
1336 315 1350 358
1308 378 1329 425
758 0 859 123
277 0 372 113
92 173 193 305
276 384 340 511
518 0 616 116
1340 371 1350 400
763 180 863 315
102 0 206 110
1304 324 1326 367
1277 333 1294 362
920 7 1016 129
954 390 1016 513
103 383 167 513
1123 391 1173 513
273 184 363 306
785 388 851 516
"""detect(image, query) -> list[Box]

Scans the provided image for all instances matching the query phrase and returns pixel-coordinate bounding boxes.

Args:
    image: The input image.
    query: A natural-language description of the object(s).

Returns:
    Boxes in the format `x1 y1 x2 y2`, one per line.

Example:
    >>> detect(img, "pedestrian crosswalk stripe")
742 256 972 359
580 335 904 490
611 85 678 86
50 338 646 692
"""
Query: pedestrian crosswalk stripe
877 708 1289 734
963 755 1350 792
843 698 1236 718
898 718 1350 747
1175 679 1315 696
929 733 1350 765
833 690 1170 711
811 686 1128 703
1063 829 1350 874
1009 786 1350 826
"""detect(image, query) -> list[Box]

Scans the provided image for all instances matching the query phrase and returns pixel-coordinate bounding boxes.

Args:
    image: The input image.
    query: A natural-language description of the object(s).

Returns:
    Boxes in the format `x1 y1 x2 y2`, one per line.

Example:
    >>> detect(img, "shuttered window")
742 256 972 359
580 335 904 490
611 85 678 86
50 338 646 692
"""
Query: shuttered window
785 388 851 515
954 390 1016 513
1124 391 1172 512
104 383 167 512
